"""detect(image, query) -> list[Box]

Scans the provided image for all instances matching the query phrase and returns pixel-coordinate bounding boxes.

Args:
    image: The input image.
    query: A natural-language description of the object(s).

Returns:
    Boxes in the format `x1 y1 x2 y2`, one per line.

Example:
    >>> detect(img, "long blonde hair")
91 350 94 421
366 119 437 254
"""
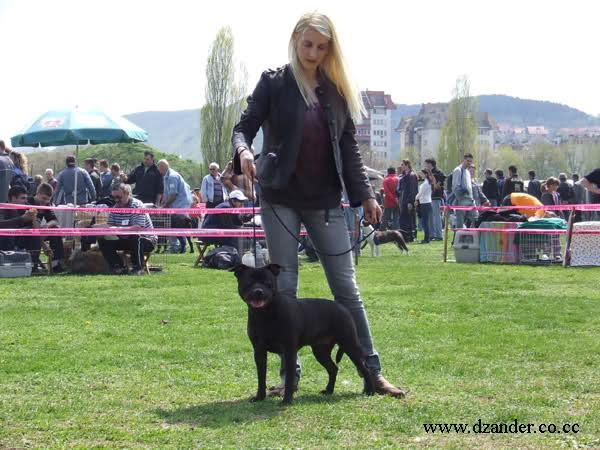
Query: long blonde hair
288 11 365 121
11 151 28 176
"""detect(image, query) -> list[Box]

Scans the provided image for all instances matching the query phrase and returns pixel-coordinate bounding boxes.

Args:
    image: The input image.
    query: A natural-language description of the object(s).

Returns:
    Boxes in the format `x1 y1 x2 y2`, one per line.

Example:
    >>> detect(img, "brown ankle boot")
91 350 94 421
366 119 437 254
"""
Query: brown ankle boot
373 375 407 398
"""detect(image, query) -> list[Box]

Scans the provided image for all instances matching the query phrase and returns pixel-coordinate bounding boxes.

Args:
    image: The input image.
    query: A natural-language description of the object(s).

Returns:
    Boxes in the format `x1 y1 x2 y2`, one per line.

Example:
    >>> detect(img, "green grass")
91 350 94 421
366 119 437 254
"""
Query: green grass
1 240 599 449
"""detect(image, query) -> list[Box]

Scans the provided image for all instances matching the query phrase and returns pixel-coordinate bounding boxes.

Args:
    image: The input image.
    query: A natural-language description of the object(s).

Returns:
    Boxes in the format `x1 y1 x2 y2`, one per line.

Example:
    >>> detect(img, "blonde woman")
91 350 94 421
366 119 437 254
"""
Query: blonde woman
232 12 405 398
10 151 31 191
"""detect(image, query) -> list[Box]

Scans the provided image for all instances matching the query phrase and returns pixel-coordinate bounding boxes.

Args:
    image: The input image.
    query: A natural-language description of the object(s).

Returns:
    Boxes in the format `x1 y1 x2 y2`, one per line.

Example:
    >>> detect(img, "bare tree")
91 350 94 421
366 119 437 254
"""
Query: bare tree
201 26 248 169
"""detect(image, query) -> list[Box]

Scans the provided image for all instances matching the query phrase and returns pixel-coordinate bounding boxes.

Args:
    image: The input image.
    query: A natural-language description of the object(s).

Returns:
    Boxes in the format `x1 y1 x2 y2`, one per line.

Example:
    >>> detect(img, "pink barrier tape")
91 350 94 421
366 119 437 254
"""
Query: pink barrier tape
442 204 600 211
0 227 308 238
1 228 265 238
452 227 600 235
0 203 249 215
0 203 353 215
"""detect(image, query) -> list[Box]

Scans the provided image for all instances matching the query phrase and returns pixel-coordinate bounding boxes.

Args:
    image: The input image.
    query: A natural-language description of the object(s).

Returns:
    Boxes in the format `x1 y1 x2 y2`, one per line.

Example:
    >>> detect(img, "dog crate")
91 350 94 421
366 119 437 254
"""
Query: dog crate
452 230 480 263
150 210 171 254
0 251 33 278
570 221 600 266
517 232 563 265
479 221 520 264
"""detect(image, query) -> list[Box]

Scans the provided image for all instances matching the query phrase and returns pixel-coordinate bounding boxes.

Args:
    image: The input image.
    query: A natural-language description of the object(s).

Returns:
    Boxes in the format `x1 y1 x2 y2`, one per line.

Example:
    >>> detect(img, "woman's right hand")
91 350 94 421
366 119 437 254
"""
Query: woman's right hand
239 148 256 179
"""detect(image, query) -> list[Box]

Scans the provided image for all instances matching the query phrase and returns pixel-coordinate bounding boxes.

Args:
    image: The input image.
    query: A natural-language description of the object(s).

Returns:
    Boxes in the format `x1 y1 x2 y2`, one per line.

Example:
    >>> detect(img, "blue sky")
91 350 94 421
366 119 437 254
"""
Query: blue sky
1 0 598 146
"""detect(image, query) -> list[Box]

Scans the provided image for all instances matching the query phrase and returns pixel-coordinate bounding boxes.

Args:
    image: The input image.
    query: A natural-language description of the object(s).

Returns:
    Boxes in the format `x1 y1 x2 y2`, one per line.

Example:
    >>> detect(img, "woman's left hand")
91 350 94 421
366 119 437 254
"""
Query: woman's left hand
362 198 382 225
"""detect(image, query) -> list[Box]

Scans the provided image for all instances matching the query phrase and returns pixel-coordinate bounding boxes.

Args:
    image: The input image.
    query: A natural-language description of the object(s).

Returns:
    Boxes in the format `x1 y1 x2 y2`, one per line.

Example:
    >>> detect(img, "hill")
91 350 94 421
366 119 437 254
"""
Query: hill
112 95 598 163
478 95 600 128
124 109 201 161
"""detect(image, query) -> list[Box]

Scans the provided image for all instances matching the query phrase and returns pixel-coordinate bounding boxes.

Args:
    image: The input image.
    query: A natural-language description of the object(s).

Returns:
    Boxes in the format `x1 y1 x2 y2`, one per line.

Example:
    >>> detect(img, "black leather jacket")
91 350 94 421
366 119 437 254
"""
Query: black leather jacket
232 65 373 207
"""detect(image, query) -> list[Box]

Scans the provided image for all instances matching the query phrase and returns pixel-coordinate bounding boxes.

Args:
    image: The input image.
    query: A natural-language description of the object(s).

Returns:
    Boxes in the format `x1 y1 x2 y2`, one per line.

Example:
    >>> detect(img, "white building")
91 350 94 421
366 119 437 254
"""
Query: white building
356 90 396 160
396 103 497 167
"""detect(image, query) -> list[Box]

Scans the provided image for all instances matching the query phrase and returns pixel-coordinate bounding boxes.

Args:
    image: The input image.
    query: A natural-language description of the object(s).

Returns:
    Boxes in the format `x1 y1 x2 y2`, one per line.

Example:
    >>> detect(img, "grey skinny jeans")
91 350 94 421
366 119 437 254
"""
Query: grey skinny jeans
261 199 382 381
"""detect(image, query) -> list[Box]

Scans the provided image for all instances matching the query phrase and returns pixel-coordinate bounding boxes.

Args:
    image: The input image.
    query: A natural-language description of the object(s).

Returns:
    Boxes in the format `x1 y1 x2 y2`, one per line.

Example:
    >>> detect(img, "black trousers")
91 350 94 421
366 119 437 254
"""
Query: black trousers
98 236 155 269
0 235 41 253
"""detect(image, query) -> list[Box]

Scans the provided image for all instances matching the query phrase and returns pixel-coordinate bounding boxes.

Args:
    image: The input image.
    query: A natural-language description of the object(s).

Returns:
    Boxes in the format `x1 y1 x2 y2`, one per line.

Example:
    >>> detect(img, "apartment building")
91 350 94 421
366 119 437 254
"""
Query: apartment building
356 90 397 159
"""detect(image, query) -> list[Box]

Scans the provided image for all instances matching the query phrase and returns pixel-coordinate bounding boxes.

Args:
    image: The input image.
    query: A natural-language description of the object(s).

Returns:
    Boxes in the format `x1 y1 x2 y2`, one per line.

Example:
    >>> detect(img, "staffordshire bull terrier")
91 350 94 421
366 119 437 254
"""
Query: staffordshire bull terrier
232 263 375 405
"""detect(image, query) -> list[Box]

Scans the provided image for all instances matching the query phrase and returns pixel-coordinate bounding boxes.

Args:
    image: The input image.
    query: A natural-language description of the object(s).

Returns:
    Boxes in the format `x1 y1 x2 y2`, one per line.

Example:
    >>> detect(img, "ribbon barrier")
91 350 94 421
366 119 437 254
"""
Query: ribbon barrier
0 227 278 237
0 203 353 215
442 204 600 212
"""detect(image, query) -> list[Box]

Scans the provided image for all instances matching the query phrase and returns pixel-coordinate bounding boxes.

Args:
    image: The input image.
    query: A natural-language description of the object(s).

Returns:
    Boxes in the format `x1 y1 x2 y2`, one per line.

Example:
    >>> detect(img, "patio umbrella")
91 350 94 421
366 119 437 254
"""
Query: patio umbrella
11 109 148 204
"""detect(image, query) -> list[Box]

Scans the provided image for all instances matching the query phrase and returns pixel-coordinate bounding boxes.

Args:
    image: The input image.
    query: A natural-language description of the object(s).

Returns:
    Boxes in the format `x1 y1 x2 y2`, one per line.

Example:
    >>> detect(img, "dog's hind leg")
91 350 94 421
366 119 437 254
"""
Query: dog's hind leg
311 343 338 395
344 348 375 395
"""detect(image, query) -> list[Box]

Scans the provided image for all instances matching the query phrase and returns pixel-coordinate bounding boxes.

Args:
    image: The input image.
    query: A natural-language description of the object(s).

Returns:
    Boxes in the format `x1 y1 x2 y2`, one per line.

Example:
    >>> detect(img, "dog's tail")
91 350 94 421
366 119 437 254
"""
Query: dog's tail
335 347 344 364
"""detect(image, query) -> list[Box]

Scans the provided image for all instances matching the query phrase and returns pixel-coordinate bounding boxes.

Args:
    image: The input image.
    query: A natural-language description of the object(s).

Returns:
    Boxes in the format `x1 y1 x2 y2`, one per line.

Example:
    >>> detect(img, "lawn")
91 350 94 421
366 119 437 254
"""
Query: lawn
1 240 599 449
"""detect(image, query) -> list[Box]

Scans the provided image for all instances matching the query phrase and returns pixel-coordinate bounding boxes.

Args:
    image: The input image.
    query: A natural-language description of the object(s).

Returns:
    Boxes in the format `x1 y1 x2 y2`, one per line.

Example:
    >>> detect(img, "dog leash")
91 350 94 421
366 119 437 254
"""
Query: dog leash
251 179 376 258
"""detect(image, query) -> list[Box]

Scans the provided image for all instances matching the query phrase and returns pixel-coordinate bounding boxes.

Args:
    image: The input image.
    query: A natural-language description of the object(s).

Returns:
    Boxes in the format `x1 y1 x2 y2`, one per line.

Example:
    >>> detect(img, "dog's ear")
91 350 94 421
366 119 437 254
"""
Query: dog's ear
266 263 281 276
230 264 249 277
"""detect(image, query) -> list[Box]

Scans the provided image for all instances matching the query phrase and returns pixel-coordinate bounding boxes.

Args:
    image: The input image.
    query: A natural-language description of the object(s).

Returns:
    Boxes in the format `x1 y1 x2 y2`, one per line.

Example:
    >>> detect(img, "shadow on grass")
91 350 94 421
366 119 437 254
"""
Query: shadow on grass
155 392 365 428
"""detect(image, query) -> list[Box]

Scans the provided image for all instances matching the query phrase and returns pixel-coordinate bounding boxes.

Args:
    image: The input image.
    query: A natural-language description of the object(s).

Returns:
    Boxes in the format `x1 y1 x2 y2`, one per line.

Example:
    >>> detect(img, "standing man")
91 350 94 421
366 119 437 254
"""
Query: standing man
526 170 542 200
580 169 600 221
98 160 114 199
84 158 103 200
495 169 505 201
452 153 476 232
424 158 445 240
482 169 499 206
97 183 157 275
0 140 16 204
54 156 96 205
157 159 193 253
558 173 574 221
45 168 57 192
397 159 418 242
201 162 227 208
126 151 163 205
380 167 399 231
502 165 525 199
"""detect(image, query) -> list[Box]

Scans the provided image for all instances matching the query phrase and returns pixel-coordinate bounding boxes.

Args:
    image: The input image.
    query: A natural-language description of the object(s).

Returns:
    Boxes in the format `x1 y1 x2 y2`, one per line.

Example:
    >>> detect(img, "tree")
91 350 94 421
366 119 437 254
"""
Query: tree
200 26 248 170
359 144 386 171
438 76 478 174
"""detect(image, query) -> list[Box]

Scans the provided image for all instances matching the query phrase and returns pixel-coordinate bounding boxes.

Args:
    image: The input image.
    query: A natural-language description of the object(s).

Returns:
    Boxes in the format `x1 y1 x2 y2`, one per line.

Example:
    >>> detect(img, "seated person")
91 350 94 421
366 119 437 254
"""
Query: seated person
28 182 66 272
97 183 157 275
501 192 553 219
0 185 44 272
201 189 249 249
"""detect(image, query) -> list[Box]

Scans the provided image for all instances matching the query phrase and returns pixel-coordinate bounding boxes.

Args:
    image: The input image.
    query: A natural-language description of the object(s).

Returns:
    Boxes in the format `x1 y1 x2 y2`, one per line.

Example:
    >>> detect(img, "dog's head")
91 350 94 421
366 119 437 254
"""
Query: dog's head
231 264 281 310
361 220 374 233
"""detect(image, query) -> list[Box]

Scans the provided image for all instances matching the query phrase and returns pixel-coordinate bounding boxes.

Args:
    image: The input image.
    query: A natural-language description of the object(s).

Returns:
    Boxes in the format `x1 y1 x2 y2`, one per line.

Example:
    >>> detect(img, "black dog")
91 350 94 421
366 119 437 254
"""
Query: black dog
232 264 375 405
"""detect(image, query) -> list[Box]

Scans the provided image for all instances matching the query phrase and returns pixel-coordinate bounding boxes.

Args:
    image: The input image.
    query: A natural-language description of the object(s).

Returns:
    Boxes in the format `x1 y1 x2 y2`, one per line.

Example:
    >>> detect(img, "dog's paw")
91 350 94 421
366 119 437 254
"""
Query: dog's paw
320 389 333 395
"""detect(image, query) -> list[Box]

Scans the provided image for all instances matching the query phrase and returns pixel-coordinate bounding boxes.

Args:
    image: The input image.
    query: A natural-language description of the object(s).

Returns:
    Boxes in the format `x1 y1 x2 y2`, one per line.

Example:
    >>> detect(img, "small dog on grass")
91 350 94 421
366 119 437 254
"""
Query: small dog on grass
360 221 409 257
232 263 375 405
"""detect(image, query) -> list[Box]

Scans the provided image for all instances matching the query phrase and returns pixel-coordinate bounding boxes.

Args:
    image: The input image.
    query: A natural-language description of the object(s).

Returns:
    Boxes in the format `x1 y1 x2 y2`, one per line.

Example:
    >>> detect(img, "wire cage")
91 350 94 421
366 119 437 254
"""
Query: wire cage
151 212 171 254
517 231 563 265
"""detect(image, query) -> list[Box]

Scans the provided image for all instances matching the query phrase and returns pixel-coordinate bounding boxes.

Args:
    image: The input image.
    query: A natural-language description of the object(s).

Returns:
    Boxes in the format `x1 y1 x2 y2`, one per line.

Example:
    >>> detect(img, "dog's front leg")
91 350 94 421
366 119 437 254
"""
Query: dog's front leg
250 344 267 402
281 348 298 405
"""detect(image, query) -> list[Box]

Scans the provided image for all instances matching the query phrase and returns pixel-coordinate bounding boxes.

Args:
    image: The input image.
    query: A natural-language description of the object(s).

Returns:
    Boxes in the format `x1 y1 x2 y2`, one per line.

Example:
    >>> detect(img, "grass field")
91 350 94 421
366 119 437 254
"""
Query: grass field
1 240 599 449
